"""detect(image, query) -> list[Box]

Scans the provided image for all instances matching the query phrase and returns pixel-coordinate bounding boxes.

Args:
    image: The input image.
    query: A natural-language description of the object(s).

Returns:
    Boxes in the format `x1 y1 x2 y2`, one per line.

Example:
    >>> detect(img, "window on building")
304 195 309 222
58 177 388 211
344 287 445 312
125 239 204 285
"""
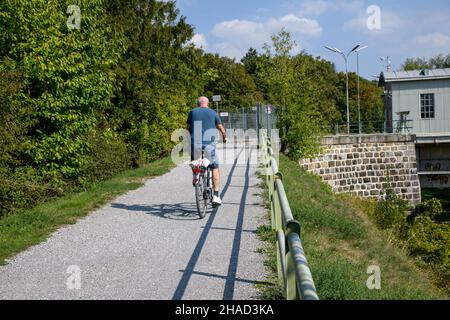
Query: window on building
420 93 435 119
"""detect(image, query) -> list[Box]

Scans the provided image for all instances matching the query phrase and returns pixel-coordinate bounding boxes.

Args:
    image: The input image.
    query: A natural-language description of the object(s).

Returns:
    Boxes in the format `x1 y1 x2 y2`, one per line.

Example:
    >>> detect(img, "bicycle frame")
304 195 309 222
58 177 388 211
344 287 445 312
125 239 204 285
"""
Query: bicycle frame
193 149 214 219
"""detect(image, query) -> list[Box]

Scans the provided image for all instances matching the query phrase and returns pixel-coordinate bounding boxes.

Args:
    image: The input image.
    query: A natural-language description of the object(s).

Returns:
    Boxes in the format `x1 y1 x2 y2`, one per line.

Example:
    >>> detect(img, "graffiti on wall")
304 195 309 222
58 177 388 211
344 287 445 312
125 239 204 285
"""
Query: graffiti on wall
427 175 449 185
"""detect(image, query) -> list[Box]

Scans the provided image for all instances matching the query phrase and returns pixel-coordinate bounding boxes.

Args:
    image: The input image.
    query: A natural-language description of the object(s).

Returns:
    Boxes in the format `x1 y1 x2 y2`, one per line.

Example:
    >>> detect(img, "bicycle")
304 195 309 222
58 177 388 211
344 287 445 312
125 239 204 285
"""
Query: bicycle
190 149 214 219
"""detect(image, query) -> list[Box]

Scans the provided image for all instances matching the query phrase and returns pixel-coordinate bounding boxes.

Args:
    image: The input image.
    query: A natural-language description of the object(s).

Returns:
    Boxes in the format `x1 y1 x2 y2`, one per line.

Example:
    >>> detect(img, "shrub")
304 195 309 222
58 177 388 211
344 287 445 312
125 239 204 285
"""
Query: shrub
0 127 134 218
0 166 65 217
80 130 133 185
407 217 450 266
414 198 444 220
372 188 410 232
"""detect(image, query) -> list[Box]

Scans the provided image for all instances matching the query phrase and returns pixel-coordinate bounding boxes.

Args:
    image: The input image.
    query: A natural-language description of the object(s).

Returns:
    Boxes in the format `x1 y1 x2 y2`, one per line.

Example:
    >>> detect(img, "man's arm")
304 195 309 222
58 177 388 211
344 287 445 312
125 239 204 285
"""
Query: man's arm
214 112 227 143
217 124 227 143
186 111 192 132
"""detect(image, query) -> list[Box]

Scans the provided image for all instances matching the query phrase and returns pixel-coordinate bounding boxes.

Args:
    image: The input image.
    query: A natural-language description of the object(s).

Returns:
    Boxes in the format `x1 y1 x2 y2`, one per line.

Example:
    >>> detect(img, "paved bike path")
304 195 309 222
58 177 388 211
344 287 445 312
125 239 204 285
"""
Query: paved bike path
0 144 267 300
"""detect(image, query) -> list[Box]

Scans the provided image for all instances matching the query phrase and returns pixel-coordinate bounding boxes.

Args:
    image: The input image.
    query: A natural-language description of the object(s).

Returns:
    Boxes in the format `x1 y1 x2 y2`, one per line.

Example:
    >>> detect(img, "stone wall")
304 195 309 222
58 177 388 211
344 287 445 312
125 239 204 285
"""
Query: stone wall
299 135 421 204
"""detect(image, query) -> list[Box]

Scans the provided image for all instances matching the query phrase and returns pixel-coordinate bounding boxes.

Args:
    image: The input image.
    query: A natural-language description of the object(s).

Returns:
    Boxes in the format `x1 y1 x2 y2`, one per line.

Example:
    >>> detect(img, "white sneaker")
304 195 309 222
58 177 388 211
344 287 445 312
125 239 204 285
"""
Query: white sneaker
212 195 222 206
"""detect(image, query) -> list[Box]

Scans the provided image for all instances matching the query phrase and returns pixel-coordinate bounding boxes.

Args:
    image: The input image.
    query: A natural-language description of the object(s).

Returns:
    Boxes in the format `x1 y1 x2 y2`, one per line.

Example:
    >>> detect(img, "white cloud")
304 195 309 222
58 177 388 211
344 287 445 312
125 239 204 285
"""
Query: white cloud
283 0 364 16
342 10 408 35
209 14 322 59
190 33 208 49
298 0 331 16
213 42 244 59
415 33 450 50
269 14 323 35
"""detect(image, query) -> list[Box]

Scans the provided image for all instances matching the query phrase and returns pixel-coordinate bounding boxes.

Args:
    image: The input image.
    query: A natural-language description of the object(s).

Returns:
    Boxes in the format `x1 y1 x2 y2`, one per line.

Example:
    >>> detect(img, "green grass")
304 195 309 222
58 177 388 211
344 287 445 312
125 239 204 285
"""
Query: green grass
256 155 447 300
0 157 175 264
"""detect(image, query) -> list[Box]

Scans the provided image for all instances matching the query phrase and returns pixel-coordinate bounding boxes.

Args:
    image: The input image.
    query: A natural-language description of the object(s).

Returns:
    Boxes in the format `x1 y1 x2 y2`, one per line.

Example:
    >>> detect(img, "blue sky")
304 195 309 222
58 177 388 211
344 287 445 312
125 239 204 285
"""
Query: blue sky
175 0 450 80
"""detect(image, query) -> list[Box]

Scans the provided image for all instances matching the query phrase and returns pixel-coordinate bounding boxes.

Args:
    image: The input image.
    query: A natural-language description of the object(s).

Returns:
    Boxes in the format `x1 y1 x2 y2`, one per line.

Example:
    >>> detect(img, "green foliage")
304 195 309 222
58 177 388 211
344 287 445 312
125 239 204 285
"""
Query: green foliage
414 198 445 219
402 54 450 70
407 198 449 269
241 48 259 78
242 29 383 159
254 30 325 158
407 217 450 266
0 166 63 217
0 6 387 227
10 0 125 179
104 0 208 165
372 188 410 231
369 188 449 290
335 72 384 132
259 154 445 299
422 188 450 214
107 0 208 164
81 129 132 183
202 53 262 111
0 0 207 216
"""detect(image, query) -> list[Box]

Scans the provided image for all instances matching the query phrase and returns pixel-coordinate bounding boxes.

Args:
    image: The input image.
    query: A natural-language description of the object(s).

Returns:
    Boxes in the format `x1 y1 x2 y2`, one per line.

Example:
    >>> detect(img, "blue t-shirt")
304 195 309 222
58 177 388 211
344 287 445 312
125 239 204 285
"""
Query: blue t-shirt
187 107 222 146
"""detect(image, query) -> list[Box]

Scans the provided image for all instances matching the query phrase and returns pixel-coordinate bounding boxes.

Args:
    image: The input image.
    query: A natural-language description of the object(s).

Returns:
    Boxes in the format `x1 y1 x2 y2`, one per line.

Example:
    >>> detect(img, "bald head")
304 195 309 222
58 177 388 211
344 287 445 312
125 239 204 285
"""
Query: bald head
197 96 209 108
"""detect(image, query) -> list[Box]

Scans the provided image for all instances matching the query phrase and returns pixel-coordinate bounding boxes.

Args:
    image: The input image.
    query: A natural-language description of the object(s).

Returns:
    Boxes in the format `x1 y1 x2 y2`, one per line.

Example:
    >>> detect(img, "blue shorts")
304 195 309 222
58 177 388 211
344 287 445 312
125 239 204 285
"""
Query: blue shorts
191 144 219 169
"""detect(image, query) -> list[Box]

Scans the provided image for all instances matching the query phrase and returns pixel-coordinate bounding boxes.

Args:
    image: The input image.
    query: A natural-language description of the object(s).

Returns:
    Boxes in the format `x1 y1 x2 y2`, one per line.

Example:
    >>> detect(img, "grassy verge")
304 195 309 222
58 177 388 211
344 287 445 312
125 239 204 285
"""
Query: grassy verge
0 157 175 264
256 154 447 300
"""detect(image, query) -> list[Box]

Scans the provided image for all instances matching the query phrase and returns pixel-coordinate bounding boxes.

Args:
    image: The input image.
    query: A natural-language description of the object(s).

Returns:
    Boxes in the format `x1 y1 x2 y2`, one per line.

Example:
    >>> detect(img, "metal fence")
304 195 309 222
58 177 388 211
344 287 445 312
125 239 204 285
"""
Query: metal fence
323 120 414 136
219 104 277 132
221 109 257 131
223 106 414 137
259 130 319 300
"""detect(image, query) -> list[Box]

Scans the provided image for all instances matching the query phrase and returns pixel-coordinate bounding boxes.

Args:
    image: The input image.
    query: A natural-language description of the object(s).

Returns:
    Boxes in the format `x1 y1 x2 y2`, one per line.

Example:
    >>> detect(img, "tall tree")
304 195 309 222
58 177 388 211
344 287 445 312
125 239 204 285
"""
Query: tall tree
241 48 259 77
202 53 262 111
1 0 126 179
334 72 384 133
402 54 450 70
256 29 322 158
107 0 210 163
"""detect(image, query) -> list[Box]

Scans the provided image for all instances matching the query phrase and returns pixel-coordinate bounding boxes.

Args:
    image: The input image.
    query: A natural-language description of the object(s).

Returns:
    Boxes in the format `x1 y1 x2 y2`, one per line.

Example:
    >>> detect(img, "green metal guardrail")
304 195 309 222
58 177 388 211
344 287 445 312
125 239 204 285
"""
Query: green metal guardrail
260 130 319 300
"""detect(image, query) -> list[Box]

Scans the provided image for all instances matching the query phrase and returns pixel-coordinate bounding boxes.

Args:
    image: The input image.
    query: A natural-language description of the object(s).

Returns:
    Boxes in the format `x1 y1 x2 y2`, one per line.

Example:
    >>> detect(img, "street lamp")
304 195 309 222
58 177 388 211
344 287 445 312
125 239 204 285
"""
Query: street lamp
355 45 368 135
325 44 361 135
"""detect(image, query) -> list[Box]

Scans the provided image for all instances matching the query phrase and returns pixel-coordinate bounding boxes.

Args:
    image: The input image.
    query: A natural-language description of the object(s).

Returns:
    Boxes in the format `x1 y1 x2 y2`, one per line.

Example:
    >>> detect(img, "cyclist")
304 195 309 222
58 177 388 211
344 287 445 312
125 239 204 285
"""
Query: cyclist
187 96 227 206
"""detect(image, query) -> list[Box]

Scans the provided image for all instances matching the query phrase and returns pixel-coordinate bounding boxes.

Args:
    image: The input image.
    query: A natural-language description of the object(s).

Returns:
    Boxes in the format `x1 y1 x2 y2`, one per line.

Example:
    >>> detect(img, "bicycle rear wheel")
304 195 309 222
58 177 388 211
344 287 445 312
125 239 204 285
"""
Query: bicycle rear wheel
195 174 208 219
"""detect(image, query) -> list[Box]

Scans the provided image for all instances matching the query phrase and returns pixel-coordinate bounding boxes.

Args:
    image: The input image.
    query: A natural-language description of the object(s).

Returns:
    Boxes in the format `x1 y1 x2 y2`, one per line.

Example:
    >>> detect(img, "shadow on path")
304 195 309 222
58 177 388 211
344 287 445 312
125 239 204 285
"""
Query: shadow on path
172 149 244 300
223 149 251 300
110 202 201 221
113 147 254 300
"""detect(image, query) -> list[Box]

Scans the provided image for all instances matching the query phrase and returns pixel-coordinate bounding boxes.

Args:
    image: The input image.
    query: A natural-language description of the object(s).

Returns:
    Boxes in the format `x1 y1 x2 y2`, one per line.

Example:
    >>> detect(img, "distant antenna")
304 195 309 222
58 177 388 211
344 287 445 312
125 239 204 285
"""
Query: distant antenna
380 56 392 72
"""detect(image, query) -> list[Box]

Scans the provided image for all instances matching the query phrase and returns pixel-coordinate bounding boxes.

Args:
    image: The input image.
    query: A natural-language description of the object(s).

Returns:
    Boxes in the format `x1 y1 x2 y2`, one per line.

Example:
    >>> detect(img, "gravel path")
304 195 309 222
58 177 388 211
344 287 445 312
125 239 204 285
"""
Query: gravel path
0 143 267 300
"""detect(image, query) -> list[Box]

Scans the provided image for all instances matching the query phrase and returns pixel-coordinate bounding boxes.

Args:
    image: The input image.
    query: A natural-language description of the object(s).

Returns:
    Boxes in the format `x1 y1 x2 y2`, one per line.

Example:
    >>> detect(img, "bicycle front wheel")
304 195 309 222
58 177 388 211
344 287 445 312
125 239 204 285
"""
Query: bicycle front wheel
195 175 208 219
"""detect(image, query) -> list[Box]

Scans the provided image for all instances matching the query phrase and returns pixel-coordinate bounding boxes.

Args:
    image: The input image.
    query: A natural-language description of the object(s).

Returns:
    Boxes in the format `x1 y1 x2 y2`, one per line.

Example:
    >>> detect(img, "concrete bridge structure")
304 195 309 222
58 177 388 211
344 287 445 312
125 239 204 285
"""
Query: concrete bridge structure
299 134 421 204
299 133 450 205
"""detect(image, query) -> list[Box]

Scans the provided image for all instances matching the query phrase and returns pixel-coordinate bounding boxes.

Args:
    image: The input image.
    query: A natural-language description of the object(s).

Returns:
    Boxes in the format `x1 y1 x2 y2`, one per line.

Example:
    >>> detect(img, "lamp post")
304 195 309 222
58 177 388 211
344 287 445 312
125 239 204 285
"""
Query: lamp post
325 44 361 135
355 45 368 135
380 56 392 72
